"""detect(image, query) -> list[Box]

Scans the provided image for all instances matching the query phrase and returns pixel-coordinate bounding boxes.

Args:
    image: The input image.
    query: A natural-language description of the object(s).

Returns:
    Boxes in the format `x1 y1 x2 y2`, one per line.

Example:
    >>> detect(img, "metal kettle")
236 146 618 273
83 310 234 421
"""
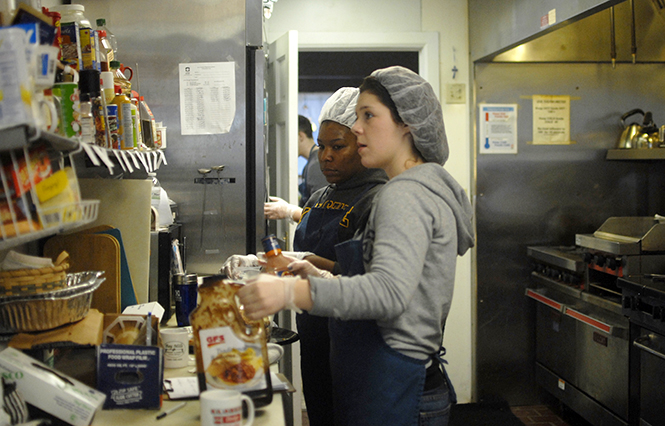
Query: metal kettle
618 109 645 149
634 111 659 149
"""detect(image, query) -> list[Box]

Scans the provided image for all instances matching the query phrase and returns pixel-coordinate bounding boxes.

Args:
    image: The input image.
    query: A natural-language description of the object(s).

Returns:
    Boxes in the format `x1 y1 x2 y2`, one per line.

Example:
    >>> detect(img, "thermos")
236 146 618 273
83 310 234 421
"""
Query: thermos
173 273 198 326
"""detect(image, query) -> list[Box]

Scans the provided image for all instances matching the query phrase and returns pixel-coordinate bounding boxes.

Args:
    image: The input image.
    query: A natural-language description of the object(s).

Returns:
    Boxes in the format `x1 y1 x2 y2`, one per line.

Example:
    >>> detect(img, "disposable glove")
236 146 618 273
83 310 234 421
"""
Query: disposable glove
238 275 302 320
287 259 334 279
220 254 259 280
264 196 301 222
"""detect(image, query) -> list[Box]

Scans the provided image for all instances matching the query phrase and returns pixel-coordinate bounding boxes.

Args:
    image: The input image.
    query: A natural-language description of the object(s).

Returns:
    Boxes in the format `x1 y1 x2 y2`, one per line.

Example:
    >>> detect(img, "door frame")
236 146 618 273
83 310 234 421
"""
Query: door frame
297 32 440 97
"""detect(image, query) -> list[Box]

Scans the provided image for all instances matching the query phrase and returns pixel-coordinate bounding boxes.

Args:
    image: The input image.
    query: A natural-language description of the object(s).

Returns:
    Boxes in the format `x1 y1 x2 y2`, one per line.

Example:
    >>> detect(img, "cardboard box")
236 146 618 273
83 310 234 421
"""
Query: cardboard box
8 310 163 410
0 347 106 426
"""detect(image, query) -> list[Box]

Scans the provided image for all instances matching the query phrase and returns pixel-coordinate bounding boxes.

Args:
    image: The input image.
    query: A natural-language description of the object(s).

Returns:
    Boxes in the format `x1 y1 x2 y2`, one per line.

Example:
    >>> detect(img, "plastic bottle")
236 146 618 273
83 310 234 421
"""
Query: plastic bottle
148 172 173 227
106 104 119 149
96 29 112 70
95 18 117 58
261 235 293 276
112 91 133 150
78 69 107 147
190 275 273 406
130 100 141 148
109 60 131 96
100 70 115 103
51 4 90 71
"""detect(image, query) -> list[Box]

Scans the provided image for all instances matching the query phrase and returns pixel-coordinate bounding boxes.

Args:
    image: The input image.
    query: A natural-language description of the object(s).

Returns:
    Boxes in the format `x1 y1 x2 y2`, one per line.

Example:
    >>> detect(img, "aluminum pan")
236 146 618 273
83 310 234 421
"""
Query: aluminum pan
0 271 105 333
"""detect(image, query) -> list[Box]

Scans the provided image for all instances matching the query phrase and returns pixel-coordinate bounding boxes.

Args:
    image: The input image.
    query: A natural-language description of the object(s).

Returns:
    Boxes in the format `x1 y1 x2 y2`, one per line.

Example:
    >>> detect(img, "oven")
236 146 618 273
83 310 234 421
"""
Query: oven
618 275 665 426
527 217 665 426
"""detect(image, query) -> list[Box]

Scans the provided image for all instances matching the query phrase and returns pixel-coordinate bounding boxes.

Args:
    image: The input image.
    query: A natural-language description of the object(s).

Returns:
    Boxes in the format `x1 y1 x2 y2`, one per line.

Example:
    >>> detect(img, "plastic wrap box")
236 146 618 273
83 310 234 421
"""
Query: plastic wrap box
0 347 106 426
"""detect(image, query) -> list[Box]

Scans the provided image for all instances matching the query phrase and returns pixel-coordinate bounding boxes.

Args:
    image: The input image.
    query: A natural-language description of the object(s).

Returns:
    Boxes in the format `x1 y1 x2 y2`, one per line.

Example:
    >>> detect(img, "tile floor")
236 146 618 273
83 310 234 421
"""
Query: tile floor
302 404 594 426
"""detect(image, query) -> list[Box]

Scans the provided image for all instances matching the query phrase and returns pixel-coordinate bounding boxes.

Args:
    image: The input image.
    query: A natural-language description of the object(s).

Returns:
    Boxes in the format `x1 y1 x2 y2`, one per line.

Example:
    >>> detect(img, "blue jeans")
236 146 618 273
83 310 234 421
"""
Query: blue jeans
419 380 452 426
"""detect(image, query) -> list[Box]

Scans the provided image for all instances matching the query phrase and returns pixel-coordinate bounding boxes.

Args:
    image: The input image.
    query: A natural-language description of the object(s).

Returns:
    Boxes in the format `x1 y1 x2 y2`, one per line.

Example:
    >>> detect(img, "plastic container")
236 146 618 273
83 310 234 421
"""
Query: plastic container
112 92 133 150
261 235 293 276
109 60 130 96
50 4 90 28
190 275 273 407
78 69 106 147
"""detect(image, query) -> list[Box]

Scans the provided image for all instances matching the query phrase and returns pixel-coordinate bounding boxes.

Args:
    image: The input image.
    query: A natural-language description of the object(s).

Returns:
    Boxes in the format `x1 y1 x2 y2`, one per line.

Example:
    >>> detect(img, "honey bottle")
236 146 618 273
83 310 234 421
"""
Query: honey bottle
190 275 273 407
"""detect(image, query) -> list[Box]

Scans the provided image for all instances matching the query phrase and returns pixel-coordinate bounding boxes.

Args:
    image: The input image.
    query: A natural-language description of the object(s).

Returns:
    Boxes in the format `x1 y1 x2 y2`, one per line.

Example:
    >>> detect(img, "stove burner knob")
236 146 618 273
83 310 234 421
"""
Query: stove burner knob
607 257 618 270
583 252 593 264
595 255 608 268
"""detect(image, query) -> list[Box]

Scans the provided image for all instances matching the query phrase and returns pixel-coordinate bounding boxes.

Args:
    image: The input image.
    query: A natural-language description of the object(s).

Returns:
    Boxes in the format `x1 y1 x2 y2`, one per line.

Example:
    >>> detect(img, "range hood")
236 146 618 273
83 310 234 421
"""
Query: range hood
470 0 665 63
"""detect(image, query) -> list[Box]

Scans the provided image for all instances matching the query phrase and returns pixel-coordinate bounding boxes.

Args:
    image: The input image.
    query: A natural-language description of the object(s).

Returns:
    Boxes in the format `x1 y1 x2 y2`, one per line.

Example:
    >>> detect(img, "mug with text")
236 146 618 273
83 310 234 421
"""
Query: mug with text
161 327 190 369
200 389 254 426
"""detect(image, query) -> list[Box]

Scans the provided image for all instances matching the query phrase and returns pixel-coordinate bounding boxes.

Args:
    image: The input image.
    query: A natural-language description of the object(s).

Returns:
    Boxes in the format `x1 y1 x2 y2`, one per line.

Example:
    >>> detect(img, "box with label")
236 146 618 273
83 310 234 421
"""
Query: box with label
96 313 163 409
96 343 163 409
0 347 106 426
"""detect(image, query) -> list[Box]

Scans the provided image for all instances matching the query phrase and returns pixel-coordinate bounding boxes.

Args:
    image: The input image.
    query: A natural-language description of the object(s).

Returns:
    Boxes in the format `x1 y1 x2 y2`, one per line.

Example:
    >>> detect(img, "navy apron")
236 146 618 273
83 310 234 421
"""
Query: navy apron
293 187 374 426
331 239 456 426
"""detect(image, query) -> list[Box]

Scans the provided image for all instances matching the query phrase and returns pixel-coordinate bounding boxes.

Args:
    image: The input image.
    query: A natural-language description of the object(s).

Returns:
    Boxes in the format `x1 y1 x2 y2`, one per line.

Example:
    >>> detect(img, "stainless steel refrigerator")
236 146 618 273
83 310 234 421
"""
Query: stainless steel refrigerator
77 0 266 275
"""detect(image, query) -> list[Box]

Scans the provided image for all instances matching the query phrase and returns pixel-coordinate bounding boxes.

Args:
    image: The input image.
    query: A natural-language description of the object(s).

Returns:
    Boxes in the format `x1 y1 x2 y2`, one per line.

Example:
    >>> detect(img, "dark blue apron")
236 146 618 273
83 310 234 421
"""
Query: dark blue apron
331 239 456 426
293 187 374 426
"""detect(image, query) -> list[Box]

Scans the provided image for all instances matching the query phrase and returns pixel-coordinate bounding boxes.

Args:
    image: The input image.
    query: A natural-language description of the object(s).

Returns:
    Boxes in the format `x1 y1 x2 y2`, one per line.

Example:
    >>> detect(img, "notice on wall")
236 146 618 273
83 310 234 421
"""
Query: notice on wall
532 95 571 144
179 62 236 135
479 104 518 154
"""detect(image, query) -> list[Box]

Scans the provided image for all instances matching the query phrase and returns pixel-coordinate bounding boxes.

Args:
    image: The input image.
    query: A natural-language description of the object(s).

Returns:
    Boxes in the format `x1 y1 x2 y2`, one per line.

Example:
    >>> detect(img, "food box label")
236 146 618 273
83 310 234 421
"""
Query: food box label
199 326 266 392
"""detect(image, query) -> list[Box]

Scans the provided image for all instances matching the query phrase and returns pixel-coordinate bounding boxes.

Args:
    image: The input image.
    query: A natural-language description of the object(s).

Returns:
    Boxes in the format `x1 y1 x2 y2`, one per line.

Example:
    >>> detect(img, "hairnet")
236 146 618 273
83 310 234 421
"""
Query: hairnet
370 66 449 165
318 87 359 129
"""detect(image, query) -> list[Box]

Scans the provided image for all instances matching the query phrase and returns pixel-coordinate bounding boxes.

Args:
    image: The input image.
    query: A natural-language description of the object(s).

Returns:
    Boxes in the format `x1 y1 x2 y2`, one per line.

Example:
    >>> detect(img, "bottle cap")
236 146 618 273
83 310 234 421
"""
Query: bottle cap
96 18 106 26
78 69 101 96
110 60 121 69
51 4 84 12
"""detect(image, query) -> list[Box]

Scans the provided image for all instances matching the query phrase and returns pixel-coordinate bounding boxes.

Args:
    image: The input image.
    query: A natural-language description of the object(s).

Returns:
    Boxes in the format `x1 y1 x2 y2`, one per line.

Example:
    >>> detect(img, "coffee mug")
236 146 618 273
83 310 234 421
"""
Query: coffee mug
161 327 190 369
200 389 254 426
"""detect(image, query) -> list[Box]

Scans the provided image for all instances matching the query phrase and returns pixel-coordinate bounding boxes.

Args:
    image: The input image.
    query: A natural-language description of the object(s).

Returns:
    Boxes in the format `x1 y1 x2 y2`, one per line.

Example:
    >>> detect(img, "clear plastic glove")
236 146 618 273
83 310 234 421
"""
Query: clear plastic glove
238 274 302 320
264 196 301 222
220 254 259 279
287 259 334 279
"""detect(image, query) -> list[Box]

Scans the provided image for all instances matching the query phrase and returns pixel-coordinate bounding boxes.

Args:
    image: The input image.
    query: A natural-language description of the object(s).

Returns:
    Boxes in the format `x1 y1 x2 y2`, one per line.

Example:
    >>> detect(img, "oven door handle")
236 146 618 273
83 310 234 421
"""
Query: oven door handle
525 288 564 312
634 335 665 361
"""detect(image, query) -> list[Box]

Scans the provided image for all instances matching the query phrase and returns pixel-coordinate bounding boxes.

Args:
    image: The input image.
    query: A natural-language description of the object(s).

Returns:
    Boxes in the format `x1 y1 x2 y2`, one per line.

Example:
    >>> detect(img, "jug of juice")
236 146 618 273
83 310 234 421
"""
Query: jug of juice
190 275 273 407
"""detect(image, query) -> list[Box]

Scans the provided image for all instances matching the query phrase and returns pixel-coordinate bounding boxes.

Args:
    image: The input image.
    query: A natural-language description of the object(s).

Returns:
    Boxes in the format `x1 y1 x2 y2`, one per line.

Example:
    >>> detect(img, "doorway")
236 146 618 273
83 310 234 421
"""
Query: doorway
297 50 419 172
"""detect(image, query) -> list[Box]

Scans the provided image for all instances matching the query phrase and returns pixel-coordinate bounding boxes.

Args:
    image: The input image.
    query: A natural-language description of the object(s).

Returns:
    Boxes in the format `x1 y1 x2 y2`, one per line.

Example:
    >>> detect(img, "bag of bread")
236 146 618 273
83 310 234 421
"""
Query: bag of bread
190 275 273 407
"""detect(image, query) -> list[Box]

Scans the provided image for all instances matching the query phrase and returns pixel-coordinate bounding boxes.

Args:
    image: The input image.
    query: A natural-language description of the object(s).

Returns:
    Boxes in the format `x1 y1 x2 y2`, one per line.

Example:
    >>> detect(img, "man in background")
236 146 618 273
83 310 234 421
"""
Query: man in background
298 115 327 207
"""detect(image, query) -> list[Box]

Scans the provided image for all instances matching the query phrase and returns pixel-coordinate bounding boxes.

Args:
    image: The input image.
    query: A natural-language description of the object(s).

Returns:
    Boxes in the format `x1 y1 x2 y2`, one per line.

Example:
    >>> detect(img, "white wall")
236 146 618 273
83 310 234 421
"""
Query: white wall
266 0 475 404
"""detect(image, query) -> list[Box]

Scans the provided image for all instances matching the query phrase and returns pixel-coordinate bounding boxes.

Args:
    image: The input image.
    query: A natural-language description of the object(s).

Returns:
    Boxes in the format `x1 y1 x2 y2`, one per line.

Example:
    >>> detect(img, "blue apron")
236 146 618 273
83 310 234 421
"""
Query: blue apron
331 239 456 426
293 187 374 426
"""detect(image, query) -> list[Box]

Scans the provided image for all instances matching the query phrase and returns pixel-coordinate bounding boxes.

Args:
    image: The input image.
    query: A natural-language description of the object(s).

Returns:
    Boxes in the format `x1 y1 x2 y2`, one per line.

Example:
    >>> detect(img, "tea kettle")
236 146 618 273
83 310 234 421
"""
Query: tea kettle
634 111 659 149
618 109 644 149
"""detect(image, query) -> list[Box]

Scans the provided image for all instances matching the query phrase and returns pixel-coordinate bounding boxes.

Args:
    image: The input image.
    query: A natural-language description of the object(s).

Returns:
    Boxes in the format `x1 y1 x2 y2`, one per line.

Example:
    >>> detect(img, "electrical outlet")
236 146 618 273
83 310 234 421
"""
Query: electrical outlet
446 83 466 104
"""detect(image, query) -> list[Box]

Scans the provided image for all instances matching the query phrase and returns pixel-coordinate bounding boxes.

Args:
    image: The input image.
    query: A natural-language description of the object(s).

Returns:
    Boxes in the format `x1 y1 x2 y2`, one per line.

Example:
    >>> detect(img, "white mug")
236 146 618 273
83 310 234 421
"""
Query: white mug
200 389 254 426
161 328 190 369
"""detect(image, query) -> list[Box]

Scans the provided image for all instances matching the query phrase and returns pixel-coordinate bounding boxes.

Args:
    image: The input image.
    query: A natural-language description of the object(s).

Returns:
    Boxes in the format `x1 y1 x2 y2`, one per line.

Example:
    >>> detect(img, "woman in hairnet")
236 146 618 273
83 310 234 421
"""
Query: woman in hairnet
224 87 388 426
238 66 475 426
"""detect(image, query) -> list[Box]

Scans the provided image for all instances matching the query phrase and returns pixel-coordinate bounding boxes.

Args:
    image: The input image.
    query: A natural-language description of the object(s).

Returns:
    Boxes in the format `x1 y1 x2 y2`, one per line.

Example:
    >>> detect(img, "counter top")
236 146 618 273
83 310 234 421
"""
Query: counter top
91 361 286 426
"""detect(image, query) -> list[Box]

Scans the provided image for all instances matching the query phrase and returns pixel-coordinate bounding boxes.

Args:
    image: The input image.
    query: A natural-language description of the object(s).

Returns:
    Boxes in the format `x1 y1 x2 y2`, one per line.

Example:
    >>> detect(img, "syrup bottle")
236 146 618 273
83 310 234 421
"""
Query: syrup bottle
190 275 273 407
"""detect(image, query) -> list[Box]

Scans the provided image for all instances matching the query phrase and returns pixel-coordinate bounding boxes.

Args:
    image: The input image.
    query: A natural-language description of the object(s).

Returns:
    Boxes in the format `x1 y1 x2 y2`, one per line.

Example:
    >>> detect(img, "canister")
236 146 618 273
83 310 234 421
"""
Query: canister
173 273 197 326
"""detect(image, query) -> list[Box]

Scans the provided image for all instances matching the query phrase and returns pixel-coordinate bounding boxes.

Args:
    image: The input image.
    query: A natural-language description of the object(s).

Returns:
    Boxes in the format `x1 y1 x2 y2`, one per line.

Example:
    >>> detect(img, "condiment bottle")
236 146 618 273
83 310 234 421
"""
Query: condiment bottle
78 69 107 147
261 234 293 276
190 275 273 407
112 91 133 150
110 60 131 96
95 18 117 59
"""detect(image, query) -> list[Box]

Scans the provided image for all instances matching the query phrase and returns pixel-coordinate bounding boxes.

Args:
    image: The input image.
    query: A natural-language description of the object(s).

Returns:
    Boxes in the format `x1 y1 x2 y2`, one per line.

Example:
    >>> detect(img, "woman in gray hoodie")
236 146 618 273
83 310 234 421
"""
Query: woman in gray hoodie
239 66 475 426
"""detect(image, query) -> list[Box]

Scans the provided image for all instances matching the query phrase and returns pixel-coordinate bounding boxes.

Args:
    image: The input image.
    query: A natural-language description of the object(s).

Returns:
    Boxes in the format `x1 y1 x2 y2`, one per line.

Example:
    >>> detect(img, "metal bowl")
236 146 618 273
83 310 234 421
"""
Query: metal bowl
0 271 104 334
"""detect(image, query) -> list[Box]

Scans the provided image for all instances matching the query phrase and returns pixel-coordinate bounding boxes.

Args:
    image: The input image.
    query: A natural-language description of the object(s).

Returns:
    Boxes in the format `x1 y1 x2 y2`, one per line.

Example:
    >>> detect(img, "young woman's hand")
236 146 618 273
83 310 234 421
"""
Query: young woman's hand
238 274 300 320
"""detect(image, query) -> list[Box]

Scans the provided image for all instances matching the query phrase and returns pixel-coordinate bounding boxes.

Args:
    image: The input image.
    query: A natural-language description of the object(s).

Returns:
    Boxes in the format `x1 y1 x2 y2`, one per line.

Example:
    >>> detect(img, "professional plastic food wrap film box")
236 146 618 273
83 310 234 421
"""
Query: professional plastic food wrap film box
0 347 106 426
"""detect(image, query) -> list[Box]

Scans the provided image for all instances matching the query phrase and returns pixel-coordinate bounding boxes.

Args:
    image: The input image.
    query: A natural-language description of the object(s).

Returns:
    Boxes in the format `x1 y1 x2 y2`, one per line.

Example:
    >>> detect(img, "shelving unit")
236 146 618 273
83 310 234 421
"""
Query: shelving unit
0 125 164 251
606 149 665 160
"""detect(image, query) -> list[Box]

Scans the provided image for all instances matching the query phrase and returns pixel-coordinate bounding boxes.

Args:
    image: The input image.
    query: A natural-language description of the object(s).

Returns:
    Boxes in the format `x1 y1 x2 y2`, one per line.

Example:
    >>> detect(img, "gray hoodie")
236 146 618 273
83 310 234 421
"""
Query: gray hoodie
309 163 475 360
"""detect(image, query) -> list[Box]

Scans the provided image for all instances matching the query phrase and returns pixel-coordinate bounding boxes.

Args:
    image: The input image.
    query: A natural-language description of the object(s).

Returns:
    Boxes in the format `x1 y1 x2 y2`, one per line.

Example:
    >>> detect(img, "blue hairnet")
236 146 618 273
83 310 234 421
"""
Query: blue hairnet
318 87 359 129
370 66 449 165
